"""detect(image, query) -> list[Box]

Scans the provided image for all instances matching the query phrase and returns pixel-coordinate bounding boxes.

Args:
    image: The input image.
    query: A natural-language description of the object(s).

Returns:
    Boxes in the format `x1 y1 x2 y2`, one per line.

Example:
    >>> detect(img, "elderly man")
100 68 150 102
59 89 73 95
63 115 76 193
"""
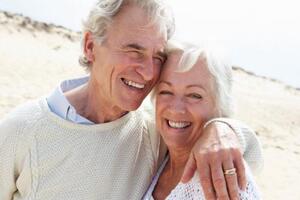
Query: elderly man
0 0 262 199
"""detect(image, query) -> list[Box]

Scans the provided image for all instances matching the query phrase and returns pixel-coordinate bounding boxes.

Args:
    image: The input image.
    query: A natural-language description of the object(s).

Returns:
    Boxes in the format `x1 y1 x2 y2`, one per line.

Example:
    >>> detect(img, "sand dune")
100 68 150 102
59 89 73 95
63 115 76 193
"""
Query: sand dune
0 11 299 199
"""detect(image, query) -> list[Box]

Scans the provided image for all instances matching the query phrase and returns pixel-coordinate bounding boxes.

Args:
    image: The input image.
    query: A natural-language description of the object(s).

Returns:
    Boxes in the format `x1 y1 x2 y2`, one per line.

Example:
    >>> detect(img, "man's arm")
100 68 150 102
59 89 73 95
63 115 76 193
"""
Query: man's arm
211 118 264 174
0 116 19 199
0 106 33 200
181 118 263 200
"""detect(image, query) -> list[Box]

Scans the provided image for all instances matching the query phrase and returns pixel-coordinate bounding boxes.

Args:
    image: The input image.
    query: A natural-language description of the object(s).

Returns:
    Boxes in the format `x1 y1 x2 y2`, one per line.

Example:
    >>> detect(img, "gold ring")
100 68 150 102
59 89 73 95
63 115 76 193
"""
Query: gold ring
224 168 236 175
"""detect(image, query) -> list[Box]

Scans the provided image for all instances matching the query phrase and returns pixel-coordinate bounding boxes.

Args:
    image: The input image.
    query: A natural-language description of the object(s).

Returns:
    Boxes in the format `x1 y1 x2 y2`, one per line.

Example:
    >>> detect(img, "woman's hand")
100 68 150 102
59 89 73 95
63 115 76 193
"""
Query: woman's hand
181 121 246 200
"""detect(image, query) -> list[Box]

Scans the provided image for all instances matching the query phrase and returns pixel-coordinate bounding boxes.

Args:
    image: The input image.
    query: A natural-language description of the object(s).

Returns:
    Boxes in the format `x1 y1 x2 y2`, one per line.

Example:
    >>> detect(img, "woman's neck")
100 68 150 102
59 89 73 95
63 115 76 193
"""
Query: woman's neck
167 148 191 175
153 148 191 200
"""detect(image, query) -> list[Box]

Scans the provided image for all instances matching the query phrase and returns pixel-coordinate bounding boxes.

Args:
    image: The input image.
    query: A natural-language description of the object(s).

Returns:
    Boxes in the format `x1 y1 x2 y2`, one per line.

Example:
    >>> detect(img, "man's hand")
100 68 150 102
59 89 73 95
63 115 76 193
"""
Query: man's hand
181 121 247 200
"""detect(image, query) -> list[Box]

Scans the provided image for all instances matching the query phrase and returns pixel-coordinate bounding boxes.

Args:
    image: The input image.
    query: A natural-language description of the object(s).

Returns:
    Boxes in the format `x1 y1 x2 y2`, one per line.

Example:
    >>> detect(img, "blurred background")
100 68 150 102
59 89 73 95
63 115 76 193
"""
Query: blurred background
0 0 300 199
1 0 299 88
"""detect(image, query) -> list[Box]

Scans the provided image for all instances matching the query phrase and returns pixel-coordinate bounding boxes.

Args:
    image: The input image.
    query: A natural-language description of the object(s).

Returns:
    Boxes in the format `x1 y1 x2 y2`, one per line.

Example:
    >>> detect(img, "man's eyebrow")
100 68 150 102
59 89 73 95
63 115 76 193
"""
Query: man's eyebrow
123 43 145 51
123 44 167 58
157 51 167 60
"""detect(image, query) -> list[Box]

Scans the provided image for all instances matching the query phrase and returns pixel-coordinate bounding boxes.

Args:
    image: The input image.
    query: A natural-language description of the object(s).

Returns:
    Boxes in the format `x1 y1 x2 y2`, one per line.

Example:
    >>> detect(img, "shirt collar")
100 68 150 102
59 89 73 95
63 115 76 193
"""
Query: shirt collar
46 76 94 125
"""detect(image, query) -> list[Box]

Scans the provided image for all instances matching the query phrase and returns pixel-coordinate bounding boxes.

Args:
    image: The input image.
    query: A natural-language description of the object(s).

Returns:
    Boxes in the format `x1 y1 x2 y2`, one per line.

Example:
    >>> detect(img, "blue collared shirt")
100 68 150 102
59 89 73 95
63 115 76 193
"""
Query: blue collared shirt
46 76 94 125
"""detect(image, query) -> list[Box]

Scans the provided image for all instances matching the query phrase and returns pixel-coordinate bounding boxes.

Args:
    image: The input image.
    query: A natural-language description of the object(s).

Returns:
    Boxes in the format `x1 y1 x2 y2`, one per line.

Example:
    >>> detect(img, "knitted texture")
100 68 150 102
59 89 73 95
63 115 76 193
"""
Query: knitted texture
1 99 263 200
142 156 261 200
166 169 261 200
0 99 156 200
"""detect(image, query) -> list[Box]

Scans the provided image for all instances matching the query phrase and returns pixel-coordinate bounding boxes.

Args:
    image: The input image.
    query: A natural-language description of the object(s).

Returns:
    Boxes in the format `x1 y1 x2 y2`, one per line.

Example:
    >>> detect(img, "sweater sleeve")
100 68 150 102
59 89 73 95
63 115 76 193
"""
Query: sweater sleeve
204 118 264 175
0 114 20 199
0 107 32 199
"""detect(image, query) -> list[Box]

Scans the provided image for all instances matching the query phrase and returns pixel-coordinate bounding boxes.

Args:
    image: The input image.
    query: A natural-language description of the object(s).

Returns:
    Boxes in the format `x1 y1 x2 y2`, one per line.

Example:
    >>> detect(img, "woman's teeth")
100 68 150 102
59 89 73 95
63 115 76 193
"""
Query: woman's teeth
167 120 191 129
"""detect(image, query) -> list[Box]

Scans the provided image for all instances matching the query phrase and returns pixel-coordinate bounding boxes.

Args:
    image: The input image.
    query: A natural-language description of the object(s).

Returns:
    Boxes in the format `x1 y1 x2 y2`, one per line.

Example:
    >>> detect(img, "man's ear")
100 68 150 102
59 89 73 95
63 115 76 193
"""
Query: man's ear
83 32 95 63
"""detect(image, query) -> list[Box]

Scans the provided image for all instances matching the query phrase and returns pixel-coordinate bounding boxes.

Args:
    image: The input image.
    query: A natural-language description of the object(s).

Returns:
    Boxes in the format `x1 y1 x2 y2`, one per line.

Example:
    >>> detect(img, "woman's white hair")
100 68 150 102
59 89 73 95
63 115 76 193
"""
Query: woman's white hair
152 41 234 117
79 0 175 69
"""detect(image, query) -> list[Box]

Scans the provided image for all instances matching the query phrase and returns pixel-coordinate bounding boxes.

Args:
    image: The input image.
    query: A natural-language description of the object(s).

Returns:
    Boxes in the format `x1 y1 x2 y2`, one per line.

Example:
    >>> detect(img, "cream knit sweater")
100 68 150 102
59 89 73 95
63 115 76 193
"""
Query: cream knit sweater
0 99 263 200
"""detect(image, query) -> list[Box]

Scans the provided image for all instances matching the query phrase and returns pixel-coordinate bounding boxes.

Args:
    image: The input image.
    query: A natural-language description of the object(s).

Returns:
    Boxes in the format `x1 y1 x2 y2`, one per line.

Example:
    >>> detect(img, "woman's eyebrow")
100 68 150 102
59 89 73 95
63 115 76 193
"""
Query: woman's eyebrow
187 84 207 91
158 80 171 86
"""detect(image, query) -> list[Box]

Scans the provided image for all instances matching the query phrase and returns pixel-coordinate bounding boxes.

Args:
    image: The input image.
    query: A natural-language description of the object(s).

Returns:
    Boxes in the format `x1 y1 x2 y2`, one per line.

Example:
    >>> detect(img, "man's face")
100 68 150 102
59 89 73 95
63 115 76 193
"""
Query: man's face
89 4 167 112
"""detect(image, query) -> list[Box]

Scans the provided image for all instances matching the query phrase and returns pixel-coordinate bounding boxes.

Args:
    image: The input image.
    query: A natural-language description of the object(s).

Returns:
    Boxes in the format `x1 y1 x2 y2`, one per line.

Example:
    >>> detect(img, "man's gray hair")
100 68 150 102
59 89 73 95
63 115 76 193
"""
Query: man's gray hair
163 42 234 117
79 0 175 68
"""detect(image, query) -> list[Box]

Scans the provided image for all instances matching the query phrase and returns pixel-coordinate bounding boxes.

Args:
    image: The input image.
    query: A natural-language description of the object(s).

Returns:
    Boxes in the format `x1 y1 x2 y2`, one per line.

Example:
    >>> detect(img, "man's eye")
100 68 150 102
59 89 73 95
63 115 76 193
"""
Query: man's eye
127 50 141 58
156 57 164 63
153 57 165 66
188 93 202 99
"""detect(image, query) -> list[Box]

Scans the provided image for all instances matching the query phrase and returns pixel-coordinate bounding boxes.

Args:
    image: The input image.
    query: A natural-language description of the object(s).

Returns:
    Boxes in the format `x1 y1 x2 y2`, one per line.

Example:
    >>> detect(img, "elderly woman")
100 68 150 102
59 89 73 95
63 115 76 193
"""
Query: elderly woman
143 43 261 200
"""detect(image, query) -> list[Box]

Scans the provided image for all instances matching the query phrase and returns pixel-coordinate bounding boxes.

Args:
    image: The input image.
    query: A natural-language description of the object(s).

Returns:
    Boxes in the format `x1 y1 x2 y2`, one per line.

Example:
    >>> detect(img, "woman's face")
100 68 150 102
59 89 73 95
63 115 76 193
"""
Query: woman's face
155 51 218 150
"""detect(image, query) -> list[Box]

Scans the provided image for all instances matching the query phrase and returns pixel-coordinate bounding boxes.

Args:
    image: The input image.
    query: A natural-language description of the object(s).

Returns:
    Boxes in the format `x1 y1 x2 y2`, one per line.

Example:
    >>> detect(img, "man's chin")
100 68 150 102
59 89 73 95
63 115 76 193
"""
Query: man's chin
121 100 143 112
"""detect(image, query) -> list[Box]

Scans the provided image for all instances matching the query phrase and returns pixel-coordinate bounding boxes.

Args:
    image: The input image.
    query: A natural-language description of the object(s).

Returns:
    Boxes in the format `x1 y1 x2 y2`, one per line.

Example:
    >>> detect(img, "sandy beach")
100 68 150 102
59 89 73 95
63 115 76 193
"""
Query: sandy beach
1 11 300 199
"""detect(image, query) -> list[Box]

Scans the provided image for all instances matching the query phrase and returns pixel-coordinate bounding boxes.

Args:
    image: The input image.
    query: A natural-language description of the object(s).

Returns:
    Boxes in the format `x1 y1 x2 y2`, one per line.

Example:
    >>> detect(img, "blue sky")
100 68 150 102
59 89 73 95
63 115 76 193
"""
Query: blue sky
1 0 299 88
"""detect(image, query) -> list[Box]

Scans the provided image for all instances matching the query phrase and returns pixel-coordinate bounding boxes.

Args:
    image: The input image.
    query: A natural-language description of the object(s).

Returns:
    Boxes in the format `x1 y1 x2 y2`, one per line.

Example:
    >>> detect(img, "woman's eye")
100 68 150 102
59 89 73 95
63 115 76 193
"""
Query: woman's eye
188 93 202 99
158 90 172 95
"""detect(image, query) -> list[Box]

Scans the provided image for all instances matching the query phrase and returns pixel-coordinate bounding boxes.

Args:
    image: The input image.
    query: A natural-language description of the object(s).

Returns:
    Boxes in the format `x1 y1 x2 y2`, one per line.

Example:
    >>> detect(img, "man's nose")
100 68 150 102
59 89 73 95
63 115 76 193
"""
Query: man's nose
136 58 154 81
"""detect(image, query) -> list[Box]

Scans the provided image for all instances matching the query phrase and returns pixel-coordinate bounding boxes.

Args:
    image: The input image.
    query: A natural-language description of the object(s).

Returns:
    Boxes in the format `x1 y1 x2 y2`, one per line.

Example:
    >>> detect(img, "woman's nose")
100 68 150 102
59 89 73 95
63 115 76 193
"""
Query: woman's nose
168 98 186 115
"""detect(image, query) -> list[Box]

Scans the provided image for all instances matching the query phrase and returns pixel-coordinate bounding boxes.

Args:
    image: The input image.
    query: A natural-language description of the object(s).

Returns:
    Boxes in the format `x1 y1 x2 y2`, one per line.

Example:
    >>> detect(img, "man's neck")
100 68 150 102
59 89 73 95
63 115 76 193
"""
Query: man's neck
64 81 128 124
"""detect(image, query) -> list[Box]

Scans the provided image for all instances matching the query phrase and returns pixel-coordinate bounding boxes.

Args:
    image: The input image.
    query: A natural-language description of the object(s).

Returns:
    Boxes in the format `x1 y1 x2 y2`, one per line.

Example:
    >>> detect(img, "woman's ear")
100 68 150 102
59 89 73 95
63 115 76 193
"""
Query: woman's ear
83 31 95 63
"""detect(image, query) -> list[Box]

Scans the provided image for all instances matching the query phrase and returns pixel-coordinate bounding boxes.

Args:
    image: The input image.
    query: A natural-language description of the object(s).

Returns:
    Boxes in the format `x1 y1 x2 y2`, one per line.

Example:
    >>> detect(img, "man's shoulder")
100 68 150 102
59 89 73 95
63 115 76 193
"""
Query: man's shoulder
3 98 44 119
0 98 46 137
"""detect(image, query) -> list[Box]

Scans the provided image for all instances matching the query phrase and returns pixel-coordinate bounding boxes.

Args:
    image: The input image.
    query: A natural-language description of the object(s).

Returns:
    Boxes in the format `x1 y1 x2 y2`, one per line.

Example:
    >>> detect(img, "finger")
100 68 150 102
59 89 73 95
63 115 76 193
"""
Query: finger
210 159 229 200
234 155 247 190
181 153 197 183
198 161 217 200
223 157 239 200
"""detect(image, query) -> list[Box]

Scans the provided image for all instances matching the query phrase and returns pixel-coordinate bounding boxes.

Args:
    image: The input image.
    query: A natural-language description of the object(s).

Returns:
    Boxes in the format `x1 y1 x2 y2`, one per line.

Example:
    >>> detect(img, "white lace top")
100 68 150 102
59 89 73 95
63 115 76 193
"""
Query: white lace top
143 156 261 200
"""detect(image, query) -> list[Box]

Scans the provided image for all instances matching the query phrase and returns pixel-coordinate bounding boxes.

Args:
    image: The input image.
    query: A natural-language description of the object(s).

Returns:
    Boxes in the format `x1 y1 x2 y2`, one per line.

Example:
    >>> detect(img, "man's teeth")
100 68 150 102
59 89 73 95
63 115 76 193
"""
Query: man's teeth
123 79 145 89
168 120 191 129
